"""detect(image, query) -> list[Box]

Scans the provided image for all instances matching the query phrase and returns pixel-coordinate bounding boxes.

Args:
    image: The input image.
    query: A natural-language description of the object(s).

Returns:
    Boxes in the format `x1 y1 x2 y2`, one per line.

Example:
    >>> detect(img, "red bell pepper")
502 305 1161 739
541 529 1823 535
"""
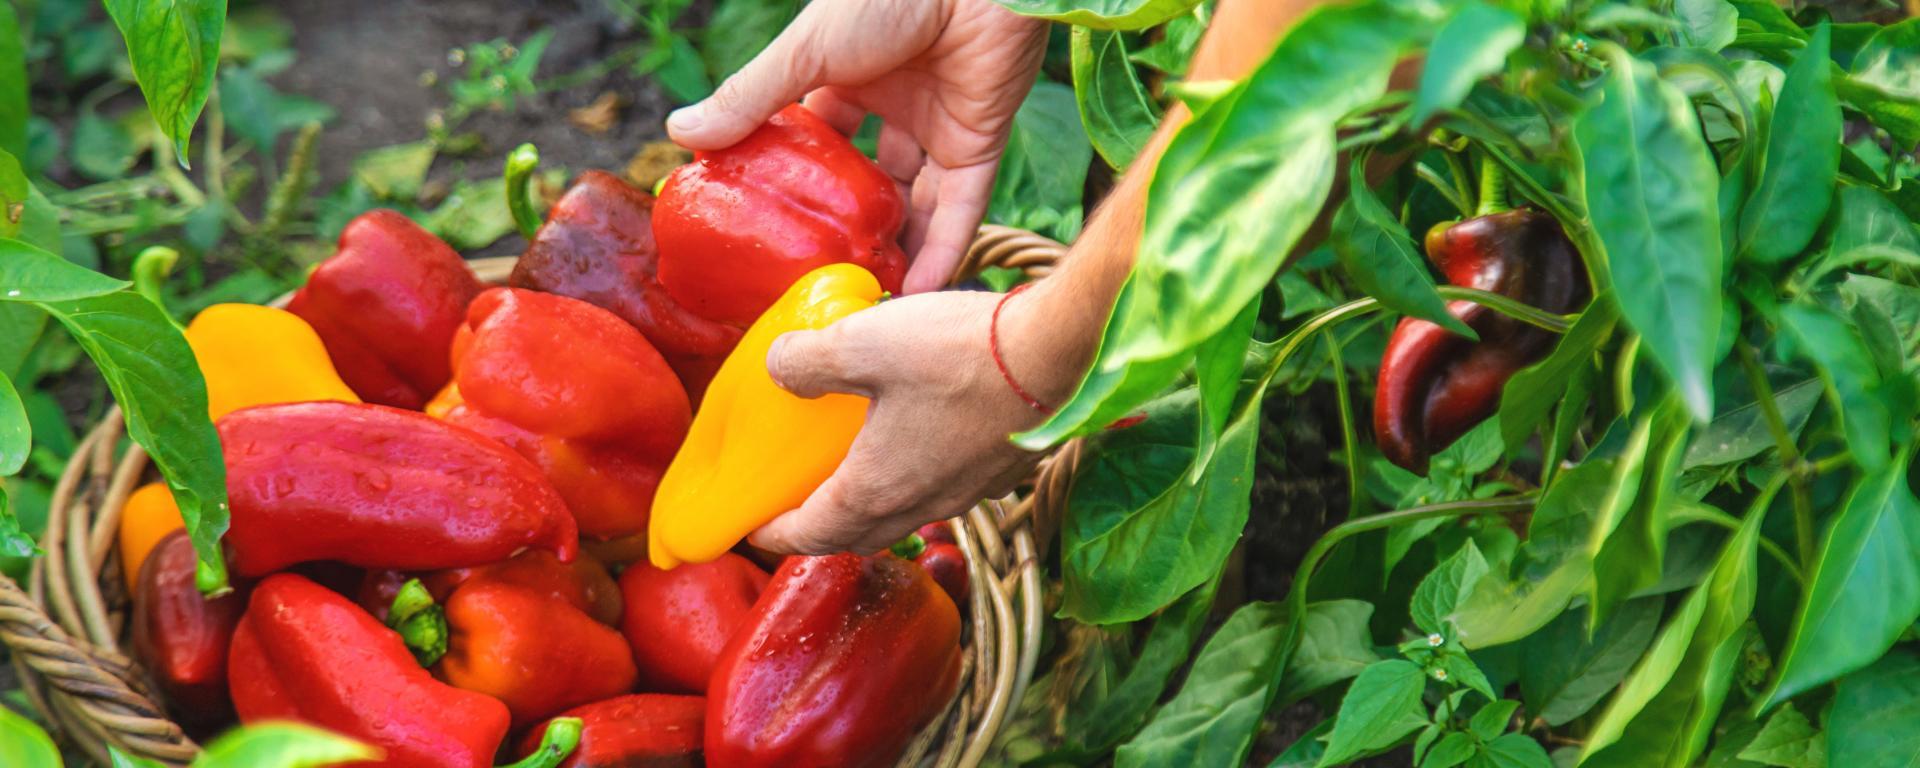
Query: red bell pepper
359 549 623 627
517 695 705 768
653 104 908 327
509 171 741 399
132 530 244 734
617 553 769 694
427 287 690 539
287 209 482 409
219 401 577 577
707 553 962 768
435 580 640 729
229 573 511 768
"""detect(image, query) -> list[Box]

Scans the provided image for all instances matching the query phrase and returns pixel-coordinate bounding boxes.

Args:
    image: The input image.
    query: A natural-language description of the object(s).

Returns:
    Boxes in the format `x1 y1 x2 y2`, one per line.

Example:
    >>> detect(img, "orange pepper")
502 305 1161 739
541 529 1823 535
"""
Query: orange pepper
119 482 185 587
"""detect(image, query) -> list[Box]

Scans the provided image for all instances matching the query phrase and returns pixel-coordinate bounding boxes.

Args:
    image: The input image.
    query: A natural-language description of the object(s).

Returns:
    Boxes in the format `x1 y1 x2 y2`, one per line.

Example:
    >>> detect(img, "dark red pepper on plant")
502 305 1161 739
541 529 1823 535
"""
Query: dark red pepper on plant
653 104 908 327
516 695 705 768
617 552 769 694
707 552 962 768
287 209 483 409
432 580 640 729
132 530 243 734
229 573 512 768
219 401 577 577
1374 208 1587 472
509 171 741 399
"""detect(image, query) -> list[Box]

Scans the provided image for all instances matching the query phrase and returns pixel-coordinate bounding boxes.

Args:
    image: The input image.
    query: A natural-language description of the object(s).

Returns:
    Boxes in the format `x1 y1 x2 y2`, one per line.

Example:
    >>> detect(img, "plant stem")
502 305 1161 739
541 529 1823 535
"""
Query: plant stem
1735 342 1816 570
1324 331 1363 521
1435 286 1573 333
1416 162 1472 217
1475 151 1510 217
1668 504 1803 584
1442 150 1476 221
1287 495 1540 611
499 718 582 768
505 143 542 239
132 247 179 312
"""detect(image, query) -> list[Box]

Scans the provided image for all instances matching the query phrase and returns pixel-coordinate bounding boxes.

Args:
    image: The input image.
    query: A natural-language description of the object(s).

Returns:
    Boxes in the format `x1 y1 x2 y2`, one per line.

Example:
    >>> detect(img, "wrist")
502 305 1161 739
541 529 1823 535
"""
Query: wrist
995 275 1105 409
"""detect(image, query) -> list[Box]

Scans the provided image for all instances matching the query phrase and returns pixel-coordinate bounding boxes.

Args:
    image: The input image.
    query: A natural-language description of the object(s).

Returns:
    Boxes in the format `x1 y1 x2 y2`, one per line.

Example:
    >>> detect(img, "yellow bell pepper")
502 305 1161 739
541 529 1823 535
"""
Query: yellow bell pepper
648 264 880 569
118 481 185 587
185 303 360 420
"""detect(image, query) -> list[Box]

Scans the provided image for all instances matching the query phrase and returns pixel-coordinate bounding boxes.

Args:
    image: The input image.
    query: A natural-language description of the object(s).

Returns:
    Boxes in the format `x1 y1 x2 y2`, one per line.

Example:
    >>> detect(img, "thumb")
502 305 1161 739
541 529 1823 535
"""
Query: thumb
667 16 825 149
766 328 867 399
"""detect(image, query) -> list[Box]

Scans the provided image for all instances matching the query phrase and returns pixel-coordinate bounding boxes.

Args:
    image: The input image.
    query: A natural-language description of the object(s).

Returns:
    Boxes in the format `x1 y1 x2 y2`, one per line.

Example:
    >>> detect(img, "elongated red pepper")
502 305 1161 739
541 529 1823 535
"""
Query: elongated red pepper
653 104 908 327
707 553 961 768
618 553 769 693
287 210 482 409
517 695 705 768
436 580 639 729
428 288 690 539
1374 209 1588 472
509 171 741 399
360 549 623 626
229 574 511 768
220 401 577 576
132 530 243 734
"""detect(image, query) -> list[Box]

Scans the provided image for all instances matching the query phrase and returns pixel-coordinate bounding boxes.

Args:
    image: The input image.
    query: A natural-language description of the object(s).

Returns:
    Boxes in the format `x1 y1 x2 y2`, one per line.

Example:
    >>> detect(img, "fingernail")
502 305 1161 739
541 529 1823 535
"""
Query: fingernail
667 106 704 134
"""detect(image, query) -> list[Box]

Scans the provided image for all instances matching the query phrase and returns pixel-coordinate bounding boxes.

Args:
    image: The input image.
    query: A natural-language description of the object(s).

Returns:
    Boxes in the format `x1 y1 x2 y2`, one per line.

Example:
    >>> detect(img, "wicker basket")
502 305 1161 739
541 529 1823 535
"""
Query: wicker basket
0 225 1082 767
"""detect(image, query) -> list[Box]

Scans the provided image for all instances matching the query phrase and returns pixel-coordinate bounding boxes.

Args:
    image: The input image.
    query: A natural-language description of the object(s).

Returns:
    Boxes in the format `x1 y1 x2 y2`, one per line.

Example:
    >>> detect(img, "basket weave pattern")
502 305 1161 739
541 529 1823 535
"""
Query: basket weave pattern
0 225 1078 768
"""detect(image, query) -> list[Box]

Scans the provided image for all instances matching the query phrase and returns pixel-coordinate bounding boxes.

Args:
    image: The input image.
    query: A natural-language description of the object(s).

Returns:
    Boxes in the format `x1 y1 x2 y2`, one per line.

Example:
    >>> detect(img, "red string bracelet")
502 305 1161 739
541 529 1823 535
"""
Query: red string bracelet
990 284 1145 431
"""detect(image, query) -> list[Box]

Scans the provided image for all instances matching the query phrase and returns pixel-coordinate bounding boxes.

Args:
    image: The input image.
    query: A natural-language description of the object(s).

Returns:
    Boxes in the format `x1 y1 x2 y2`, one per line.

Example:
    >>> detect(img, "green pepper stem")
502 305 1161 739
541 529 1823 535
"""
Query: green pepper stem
505 143 542 239
1474 154 1509 217
497 718 583 768
132 246 179 311
890 533 927 560
387 579 450 667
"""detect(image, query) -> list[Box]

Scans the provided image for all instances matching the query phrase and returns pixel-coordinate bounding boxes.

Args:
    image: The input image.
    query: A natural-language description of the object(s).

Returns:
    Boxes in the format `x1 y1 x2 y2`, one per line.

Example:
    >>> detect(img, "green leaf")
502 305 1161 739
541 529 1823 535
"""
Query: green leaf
1735 704 1824 768
0 1 26 159
1828 185 1920 259
1116 601 1290 767
1778 303 1893 472
1576 48 1723 419
1841 274 1920 363
1072 27 1161 170
352 141 436 201
1727 0 1803 37
32 292 228 591
1470 700 1520 742
0 238 132 300
1425 732 1476 768
1318 659 1430 767
1064 576 1221 756
993 0 1203 30
1059 383 1261 623
112 745 168 767
1827 650 1920 767
193 722 378 768
69 110 143 181
1675 0 1737 51
1581 497 1762 768
1269 719 1332 768
1738 24 1841 265
1473 733 1554 768
700 0 800 82
1412 540 1489 635
1761 463 1920 708
0 706 58 768
1130 9 1205 76
104 0 227 162
1499 297 1618 452
422 174 531 251
1683 379 1821 469
1277 600 1380 705
0 149 24 241
1332 158 1472 338
0 373 24 477
219 66 335 151
1847 18 1920 114
1518 598 1660 726
1590 397 1689 627
989 81 1092 245
1411 3 1524 125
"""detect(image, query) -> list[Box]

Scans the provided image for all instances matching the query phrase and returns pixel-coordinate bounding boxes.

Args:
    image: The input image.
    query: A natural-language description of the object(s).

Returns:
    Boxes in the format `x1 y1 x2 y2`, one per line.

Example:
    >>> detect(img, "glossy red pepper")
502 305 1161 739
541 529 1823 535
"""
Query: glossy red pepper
436 580 640 729
653 104 908 327
427 287 690 540
359 550 623 626
517 695 705 768
219 401 577 576
1374 209 1588 472
229 573 511 768
707 553 962 768
287 210 483 409
910 522 969 603
509 171 741 399
617 553 769 694
132 530 243 734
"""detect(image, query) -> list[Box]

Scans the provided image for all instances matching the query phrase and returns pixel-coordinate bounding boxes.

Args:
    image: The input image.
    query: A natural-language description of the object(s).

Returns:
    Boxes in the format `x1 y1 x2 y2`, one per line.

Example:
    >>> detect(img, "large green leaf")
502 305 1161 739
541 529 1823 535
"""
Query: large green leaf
193 722 378 768
1590 397 1689 627
1827 650 1920 767
1761 462 1920 708
1115 602 1289 767
0 238 133 300
103 0 228 162
1682 378 1821 470
1412 539 1489 635
1411 2 1524 125
1675 0 1737 51
0 1 25 159
0 373 24 478
1499 297 1618 452
0 705 58 768
989 81 1093 245
1317 659 1430 766
1058 385 1260 623
993 0 1202 30
1518 598 1661 726
1332 157 1471 337
1738 24 1841 265
1845 18 1920 142
1576 48 1723 419
1276 600 1380 705
1072 27 1161 170
1059 576 1220 757
1581 498 1761 767
1778 303 1893 472
1735 704 1824 768
1842 274 1920 362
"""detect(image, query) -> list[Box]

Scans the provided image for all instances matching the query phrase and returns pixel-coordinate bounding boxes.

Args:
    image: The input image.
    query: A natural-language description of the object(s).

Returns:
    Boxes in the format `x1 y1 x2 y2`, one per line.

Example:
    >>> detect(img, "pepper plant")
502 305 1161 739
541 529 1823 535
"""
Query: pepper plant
991 0 1920 765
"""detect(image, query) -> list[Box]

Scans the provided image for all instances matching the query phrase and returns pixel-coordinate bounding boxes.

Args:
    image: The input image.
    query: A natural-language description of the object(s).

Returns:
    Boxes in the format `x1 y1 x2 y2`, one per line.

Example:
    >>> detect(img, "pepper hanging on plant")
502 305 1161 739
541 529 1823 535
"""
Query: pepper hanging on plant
1373 159 1589 472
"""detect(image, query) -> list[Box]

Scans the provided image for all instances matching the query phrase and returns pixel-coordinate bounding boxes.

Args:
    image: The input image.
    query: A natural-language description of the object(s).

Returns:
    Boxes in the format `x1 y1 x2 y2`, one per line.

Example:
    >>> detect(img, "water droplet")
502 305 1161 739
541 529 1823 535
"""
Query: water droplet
356 468 391 494
4 290 18 297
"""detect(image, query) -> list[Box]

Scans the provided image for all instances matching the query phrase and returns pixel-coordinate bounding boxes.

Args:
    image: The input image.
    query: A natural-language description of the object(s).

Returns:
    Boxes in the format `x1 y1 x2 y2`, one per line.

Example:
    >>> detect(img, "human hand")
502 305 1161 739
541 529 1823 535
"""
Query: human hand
665 0 1048 294
745 285 1084 555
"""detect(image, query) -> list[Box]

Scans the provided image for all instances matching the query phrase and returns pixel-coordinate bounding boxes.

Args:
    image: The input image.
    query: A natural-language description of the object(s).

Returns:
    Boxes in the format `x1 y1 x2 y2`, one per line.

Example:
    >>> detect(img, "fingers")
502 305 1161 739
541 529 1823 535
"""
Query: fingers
667 11 827 149
875 122 926 187
765 322 876 399
903 160 999 294
802 88 869 136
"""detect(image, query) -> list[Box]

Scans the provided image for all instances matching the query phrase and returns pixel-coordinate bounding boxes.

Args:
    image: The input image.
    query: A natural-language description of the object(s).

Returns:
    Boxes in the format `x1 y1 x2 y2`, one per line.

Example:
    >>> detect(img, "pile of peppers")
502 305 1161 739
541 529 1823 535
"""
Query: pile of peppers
128 106 970 768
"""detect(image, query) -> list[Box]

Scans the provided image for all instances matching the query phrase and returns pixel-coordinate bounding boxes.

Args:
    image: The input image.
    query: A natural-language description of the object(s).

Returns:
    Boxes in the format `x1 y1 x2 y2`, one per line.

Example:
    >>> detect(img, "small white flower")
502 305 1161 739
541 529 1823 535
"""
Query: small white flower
1428 633 1444 647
